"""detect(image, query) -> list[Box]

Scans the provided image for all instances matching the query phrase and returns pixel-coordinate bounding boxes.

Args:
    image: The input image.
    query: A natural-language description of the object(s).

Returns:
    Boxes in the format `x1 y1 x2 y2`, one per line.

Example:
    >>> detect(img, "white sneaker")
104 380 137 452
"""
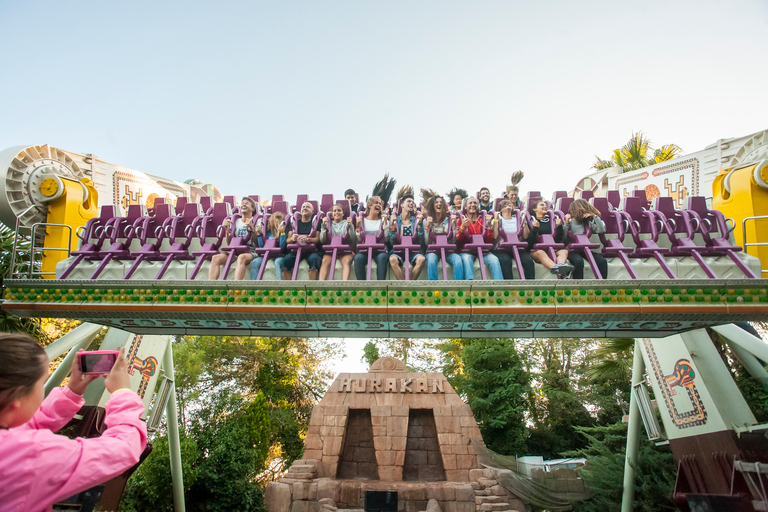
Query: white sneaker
549 263 562 274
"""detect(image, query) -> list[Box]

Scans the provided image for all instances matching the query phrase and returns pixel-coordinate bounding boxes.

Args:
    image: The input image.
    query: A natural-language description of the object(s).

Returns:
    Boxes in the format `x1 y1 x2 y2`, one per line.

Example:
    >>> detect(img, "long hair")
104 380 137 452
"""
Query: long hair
267 211 285 238
568 199 600 221
446 187 467 205
529 199 547 218
0 334 47 412
421 188 447 225
372 174 396 206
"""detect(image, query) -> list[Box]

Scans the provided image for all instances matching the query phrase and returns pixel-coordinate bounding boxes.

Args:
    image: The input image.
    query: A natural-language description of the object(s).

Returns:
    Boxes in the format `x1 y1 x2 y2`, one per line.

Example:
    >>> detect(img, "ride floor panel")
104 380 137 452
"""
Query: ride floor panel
3 279 767 338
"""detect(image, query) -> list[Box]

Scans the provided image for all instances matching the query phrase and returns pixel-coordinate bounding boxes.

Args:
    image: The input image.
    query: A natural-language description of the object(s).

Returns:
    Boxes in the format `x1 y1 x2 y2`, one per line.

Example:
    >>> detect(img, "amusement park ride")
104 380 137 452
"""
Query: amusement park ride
1 129 768 511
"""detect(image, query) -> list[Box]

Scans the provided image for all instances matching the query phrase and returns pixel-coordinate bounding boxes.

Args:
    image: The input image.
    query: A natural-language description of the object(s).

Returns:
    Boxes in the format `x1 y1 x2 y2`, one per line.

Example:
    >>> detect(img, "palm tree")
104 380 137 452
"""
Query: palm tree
593 132 683 173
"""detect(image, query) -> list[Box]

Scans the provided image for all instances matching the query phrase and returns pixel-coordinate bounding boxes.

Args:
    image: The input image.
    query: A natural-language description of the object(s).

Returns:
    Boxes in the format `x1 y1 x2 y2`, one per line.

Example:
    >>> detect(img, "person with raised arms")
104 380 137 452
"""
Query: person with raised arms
455 196 503 280
447 187 467 213
421 189 463 280
353 196 390 280
386 186 426 280
491 199 535 279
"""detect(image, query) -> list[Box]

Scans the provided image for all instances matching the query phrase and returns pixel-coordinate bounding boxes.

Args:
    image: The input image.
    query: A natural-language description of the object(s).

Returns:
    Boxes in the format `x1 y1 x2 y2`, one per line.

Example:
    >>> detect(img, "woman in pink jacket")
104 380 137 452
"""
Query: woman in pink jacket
0 334 147 512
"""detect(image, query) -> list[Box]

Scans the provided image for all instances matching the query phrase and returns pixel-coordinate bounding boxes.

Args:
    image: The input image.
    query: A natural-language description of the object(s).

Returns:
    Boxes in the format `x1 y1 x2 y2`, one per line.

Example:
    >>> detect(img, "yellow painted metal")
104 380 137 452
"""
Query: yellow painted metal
713 163 768 276
40 178 59 197
41 178 98 278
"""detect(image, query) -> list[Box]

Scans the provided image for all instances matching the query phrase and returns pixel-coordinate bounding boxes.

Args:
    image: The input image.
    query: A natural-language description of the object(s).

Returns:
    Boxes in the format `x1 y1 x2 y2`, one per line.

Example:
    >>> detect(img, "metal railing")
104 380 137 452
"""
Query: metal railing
9 205 73 279
742 215 768 276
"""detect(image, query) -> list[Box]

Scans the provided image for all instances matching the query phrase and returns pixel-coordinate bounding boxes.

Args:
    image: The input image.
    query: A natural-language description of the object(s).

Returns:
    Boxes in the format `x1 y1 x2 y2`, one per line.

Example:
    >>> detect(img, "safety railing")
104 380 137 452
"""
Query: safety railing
9 204 73 278
742 215 768 276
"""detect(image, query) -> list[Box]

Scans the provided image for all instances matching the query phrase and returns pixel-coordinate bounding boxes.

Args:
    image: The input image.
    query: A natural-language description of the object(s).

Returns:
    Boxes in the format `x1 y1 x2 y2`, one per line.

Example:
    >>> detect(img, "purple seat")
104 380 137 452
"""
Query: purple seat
292 194 310 213
560 205 604 279
591 198 638 279
458 214 494 280
620 196 677 278
335 200 352 217
152 203 206 279
59 205 124 279
495 210 531 280
555 197 574 217
651 197 718 278
320 211 356 280
424 217 458 280
527 210 567 274
389 218 423 281
632 189 651 209
88 205 148 279
606 190 621 210
552 190 568 206
579 190 594 201
685 196 758 278
223 196 236 209
122 204 174 279
251 211 286 280
321 194 335 214
355 220 387 281
284 211 321 280
174 197 189 215
249 195 261 208
269 195 285 213
271 200 290 216
214 207 257 281
198 196 213 214
188 202 233 279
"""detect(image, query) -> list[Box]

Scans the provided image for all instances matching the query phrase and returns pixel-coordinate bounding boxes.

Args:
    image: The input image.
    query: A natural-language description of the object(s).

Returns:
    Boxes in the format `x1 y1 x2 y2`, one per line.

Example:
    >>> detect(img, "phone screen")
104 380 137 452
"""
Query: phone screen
80 353 117 374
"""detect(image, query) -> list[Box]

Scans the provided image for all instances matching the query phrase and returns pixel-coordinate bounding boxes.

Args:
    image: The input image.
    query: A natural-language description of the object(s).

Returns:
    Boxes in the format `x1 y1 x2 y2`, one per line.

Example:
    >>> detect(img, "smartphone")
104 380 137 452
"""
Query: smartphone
79 350 120 375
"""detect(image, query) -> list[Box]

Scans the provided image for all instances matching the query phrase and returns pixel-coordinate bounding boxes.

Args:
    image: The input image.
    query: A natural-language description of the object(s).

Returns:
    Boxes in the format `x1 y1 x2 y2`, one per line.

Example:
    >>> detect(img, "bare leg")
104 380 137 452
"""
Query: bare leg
319 254 332 280
208 253 227 280
390 254 405 280
556 249 569 264
308 269 319 280
234 253 254 280
410 255 425 280
340 254 353 280
531 250 556 269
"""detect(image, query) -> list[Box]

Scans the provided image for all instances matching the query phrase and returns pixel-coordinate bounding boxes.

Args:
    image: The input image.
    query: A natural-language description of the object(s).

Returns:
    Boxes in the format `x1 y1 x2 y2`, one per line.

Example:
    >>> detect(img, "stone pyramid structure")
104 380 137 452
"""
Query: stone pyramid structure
265 357 524 512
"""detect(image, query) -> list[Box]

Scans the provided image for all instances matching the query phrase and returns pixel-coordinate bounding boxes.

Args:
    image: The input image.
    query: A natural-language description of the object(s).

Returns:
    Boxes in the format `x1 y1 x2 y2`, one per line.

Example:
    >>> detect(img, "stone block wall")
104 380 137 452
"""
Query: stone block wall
337 409 378 479
404 409 446 481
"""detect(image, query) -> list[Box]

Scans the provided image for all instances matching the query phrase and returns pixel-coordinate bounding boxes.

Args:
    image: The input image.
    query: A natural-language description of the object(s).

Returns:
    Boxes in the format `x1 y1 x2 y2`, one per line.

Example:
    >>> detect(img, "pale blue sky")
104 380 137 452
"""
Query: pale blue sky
2 0 767 205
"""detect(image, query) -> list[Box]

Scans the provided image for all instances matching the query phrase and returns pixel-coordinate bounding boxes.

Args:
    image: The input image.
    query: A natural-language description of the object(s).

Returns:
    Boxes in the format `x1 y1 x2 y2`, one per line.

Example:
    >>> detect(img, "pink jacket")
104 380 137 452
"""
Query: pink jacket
0 386 147 512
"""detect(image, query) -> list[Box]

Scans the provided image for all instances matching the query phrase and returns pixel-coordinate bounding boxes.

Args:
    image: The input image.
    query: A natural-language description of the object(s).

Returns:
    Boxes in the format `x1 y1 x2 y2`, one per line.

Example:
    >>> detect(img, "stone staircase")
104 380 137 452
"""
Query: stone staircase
469 469 521 512
282 459 321 483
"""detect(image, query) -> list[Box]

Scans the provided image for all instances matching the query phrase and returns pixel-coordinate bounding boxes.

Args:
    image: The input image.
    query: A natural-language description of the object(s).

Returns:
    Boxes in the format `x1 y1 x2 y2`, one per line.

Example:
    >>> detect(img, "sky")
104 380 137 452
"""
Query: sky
2 0 767 374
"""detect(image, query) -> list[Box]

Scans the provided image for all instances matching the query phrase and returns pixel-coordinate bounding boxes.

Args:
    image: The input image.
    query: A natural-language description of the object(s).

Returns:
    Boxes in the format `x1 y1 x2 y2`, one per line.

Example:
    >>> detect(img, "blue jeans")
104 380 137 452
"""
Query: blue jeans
250 256 283 280
425 252 464 280
354 251 389 280
458 252 503 280
282 252 322 276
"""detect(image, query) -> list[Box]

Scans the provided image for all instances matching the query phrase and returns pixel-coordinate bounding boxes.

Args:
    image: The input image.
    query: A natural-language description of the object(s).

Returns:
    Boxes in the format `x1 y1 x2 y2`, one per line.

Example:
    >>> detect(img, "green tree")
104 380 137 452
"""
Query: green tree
186 389 271 512
565 422 677 512
522 338 597 458
362 341 380 367
456 338 530 456
593 132 682 173
122 433 199 512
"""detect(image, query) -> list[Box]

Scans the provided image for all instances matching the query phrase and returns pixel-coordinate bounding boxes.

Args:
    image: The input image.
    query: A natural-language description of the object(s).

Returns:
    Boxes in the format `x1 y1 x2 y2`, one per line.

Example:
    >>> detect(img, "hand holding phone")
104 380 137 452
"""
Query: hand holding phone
79 350 120 375
104 348 132 393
